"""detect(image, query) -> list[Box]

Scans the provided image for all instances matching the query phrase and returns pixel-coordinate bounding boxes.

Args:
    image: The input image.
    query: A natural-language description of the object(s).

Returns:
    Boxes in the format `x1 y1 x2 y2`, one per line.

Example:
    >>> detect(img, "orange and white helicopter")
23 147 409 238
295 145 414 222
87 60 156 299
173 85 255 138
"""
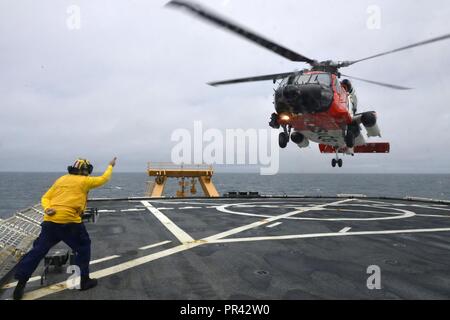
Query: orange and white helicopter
167 0 450 167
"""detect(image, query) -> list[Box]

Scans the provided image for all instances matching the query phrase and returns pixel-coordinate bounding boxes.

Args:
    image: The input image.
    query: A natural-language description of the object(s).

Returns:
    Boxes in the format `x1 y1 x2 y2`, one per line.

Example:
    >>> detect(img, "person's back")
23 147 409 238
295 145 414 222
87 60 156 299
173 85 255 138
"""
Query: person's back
42 163 113 224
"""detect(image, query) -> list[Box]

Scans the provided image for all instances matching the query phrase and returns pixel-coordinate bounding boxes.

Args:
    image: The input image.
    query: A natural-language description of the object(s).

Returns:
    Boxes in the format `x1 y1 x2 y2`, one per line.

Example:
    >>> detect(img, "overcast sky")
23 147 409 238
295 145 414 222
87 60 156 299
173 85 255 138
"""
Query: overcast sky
0 0 449 173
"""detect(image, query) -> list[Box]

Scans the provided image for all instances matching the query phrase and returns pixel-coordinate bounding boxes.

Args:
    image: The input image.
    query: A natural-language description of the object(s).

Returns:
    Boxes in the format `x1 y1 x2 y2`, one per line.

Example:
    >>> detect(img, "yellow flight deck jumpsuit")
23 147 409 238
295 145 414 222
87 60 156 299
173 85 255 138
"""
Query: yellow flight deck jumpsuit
42 165 113 224
14 165 113 281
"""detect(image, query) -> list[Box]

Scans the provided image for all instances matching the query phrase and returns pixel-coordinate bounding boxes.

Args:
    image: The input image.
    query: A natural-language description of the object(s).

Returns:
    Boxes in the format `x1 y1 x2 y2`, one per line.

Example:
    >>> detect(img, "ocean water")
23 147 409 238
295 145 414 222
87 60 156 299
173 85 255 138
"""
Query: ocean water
0 173 449 218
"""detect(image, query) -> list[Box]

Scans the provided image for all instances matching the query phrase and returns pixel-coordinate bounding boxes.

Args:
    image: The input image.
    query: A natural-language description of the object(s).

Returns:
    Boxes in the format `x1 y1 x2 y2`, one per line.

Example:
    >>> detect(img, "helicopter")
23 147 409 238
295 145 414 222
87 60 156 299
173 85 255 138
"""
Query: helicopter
167 0 450 167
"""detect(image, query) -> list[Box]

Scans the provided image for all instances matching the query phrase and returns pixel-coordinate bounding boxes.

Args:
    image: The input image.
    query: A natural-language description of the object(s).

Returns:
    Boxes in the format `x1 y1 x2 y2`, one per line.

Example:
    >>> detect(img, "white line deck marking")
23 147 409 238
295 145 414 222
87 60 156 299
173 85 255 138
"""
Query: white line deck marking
267 222 282 228
98 210 116 213
179 206 202 210
90 255 121 264
3 276 42 289
412 205 450 211
139 240 172 250
146 200 225 206
141 201 194 244
339 227 352 233
120 209 145 212
416 214 450 218
156 207 174 210
209 227 450 244
322 208 411 215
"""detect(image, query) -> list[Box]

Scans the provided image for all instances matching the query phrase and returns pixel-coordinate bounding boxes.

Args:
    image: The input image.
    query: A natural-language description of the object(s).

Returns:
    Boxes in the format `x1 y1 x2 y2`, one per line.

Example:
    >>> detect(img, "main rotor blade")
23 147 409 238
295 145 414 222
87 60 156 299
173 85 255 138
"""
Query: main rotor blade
341 74 412 90
208 72 296 87
166 0 316 64
346 33 450 66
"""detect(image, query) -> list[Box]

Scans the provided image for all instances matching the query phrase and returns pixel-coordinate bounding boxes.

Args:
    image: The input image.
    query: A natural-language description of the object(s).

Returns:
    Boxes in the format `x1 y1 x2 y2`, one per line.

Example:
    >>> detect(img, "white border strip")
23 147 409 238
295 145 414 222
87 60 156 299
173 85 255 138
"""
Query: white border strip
139 240 172 250
209 227 450 244
90 255 121 265
267 222 282 228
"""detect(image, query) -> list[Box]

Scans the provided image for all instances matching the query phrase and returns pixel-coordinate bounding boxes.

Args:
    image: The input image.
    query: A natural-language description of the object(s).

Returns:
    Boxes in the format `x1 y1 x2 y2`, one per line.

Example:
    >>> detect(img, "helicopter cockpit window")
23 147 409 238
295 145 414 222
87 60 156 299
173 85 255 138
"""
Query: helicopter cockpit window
287 75 296 84
281 75 296 86
295 74 311 84
308 73 331 86
294 73 331 86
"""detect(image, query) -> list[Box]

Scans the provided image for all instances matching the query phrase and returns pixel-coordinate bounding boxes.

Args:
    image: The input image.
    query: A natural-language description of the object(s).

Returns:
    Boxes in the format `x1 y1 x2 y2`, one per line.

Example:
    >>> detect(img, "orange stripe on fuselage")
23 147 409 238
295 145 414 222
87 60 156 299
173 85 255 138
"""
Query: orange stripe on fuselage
290 101 352 131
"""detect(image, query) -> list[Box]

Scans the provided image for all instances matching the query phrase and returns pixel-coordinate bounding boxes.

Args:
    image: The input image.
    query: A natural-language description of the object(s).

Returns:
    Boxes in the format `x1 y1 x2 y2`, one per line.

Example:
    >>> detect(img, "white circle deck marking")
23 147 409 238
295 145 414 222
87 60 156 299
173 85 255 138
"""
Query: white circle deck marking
216 201 416 221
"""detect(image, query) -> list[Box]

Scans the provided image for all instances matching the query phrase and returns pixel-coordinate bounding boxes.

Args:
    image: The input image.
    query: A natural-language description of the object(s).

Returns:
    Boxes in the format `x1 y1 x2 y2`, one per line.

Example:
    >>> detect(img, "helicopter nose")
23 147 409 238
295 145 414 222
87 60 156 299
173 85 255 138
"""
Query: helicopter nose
282 85 300 100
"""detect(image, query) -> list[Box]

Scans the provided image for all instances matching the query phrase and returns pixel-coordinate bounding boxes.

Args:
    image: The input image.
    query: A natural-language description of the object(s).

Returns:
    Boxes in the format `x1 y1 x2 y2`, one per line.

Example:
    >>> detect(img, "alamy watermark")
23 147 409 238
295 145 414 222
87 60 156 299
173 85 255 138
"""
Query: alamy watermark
66 265 81 290
367 5 382 30
366 265 382 290
171 121 280 175
66 5 81 30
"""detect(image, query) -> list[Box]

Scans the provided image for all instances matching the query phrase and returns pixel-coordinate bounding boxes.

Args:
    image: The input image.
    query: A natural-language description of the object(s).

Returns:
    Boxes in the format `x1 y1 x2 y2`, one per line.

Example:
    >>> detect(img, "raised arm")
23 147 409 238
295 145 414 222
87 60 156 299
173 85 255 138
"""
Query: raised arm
85 157 117 190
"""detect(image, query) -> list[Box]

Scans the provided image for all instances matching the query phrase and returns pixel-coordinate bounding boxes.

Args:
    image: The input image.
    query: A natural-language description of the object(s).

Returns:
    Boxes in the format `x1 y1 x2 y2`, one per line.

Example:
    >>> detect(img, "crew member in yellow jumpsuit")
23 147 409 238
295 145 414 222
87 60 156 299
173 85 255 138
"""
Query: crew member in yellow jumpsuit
13 157 117 300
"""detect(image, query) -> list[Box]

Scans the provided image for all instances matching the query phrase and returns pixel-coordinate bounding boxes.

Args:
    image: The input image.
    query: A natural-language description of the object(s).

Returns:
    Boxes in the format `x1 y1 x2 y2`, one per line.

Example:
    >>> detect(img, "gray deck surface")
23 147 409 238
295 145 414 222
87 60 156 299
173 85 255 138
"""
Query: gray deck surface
1 197 450 300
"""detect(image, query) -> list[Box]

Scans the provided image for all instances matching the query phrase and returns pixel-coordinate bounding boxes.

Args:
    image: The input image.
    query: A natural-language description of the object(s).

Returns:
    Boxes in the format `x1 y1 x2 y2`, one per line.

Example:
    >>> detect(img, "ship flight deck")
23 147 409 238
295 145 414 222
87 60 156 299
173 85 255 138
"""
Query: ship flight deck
1 196 450 299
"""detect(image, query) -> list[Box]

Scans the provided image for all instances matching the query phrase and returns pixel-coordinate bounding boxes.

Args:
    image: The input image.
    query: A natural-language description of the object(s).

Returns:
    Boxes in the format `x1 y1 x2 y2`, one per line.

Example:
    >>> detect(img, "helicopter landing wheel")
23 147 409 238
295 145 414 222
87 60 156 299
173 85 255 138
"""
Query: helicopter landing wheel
279 132 289 149
331 159 337 167
332 149 343 168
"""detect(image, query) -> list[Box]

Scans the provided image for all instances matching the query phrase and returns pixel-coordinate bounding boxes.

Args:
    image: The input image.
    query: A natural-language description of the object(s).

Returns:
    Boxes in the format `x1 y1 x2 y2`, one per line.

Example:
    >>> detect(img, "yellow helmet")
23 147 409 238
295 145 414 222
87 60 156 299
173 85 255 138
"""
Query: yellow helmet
68 159 93 175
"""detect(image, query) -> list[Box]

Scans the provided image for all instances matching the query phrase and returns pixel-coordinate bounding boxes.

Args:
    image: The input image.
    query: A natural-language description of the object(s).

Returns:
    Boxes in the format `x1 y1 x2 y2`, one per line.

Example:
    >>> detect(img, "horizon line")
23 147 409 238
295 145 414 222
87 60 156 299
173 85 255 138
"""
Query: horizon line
1 171 450 175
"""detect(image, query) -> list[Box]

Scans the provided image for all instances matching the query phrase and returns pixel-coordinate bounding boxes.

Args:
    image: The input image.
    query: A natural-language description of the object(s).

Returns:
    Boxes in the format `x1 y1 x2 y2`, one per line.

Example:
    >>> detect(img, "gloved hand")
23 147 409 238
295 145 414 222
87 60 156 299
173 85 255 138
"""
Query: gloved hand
109 157 117 167
45 208 56 216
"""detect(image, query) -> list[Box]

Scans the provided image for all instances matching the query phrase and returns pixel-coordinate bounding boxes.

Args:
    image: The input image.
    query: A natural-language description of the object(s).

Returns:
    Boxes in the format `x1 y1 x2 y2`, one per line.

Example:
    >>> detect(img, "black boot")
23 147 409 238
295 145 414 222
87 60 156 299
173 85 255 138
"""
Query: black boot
80 276 98 291
13 280 27 300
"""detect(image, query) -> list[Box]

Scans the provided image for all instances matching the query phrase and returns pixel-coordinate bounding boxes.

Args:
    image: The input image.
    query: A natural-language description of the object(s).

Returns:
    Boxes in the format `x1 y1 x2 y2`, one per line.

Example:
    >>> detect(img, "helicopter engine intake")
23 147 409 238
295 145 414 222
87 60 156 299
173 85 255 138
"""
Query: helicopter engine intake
361 112 381 137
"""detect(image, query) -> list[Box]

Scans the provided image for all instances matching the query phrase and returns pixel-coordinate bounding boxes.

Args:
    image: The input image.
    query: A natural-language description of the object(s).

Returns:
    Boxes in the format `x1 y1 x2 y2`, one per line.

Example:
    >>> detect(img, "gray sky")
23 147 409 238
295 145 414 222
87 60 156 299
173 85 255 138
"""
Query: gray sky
0 0 449 173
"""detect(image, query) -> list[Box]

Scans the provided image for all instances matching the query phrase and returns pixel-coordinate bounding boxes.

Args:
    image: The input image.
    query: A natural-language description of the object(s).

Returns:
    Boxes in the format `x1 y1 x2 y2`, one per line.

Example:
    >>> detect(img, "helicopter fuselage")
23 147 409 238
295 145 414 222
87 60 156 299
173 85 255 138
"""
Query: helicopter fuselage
275 71 355 149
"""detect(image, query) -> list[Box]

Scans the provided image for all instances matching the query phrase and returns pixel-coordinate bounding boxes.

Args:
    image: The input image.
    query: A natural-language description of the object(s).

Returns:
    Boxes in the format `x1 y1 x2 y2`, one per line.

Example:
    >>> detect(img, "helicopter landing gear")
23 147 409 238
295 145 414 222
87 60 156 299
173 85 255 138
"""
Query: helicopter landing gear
331 151 343 168
279 132 289 148
269 113 280 129
278 125 291 149
331 159 336 167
